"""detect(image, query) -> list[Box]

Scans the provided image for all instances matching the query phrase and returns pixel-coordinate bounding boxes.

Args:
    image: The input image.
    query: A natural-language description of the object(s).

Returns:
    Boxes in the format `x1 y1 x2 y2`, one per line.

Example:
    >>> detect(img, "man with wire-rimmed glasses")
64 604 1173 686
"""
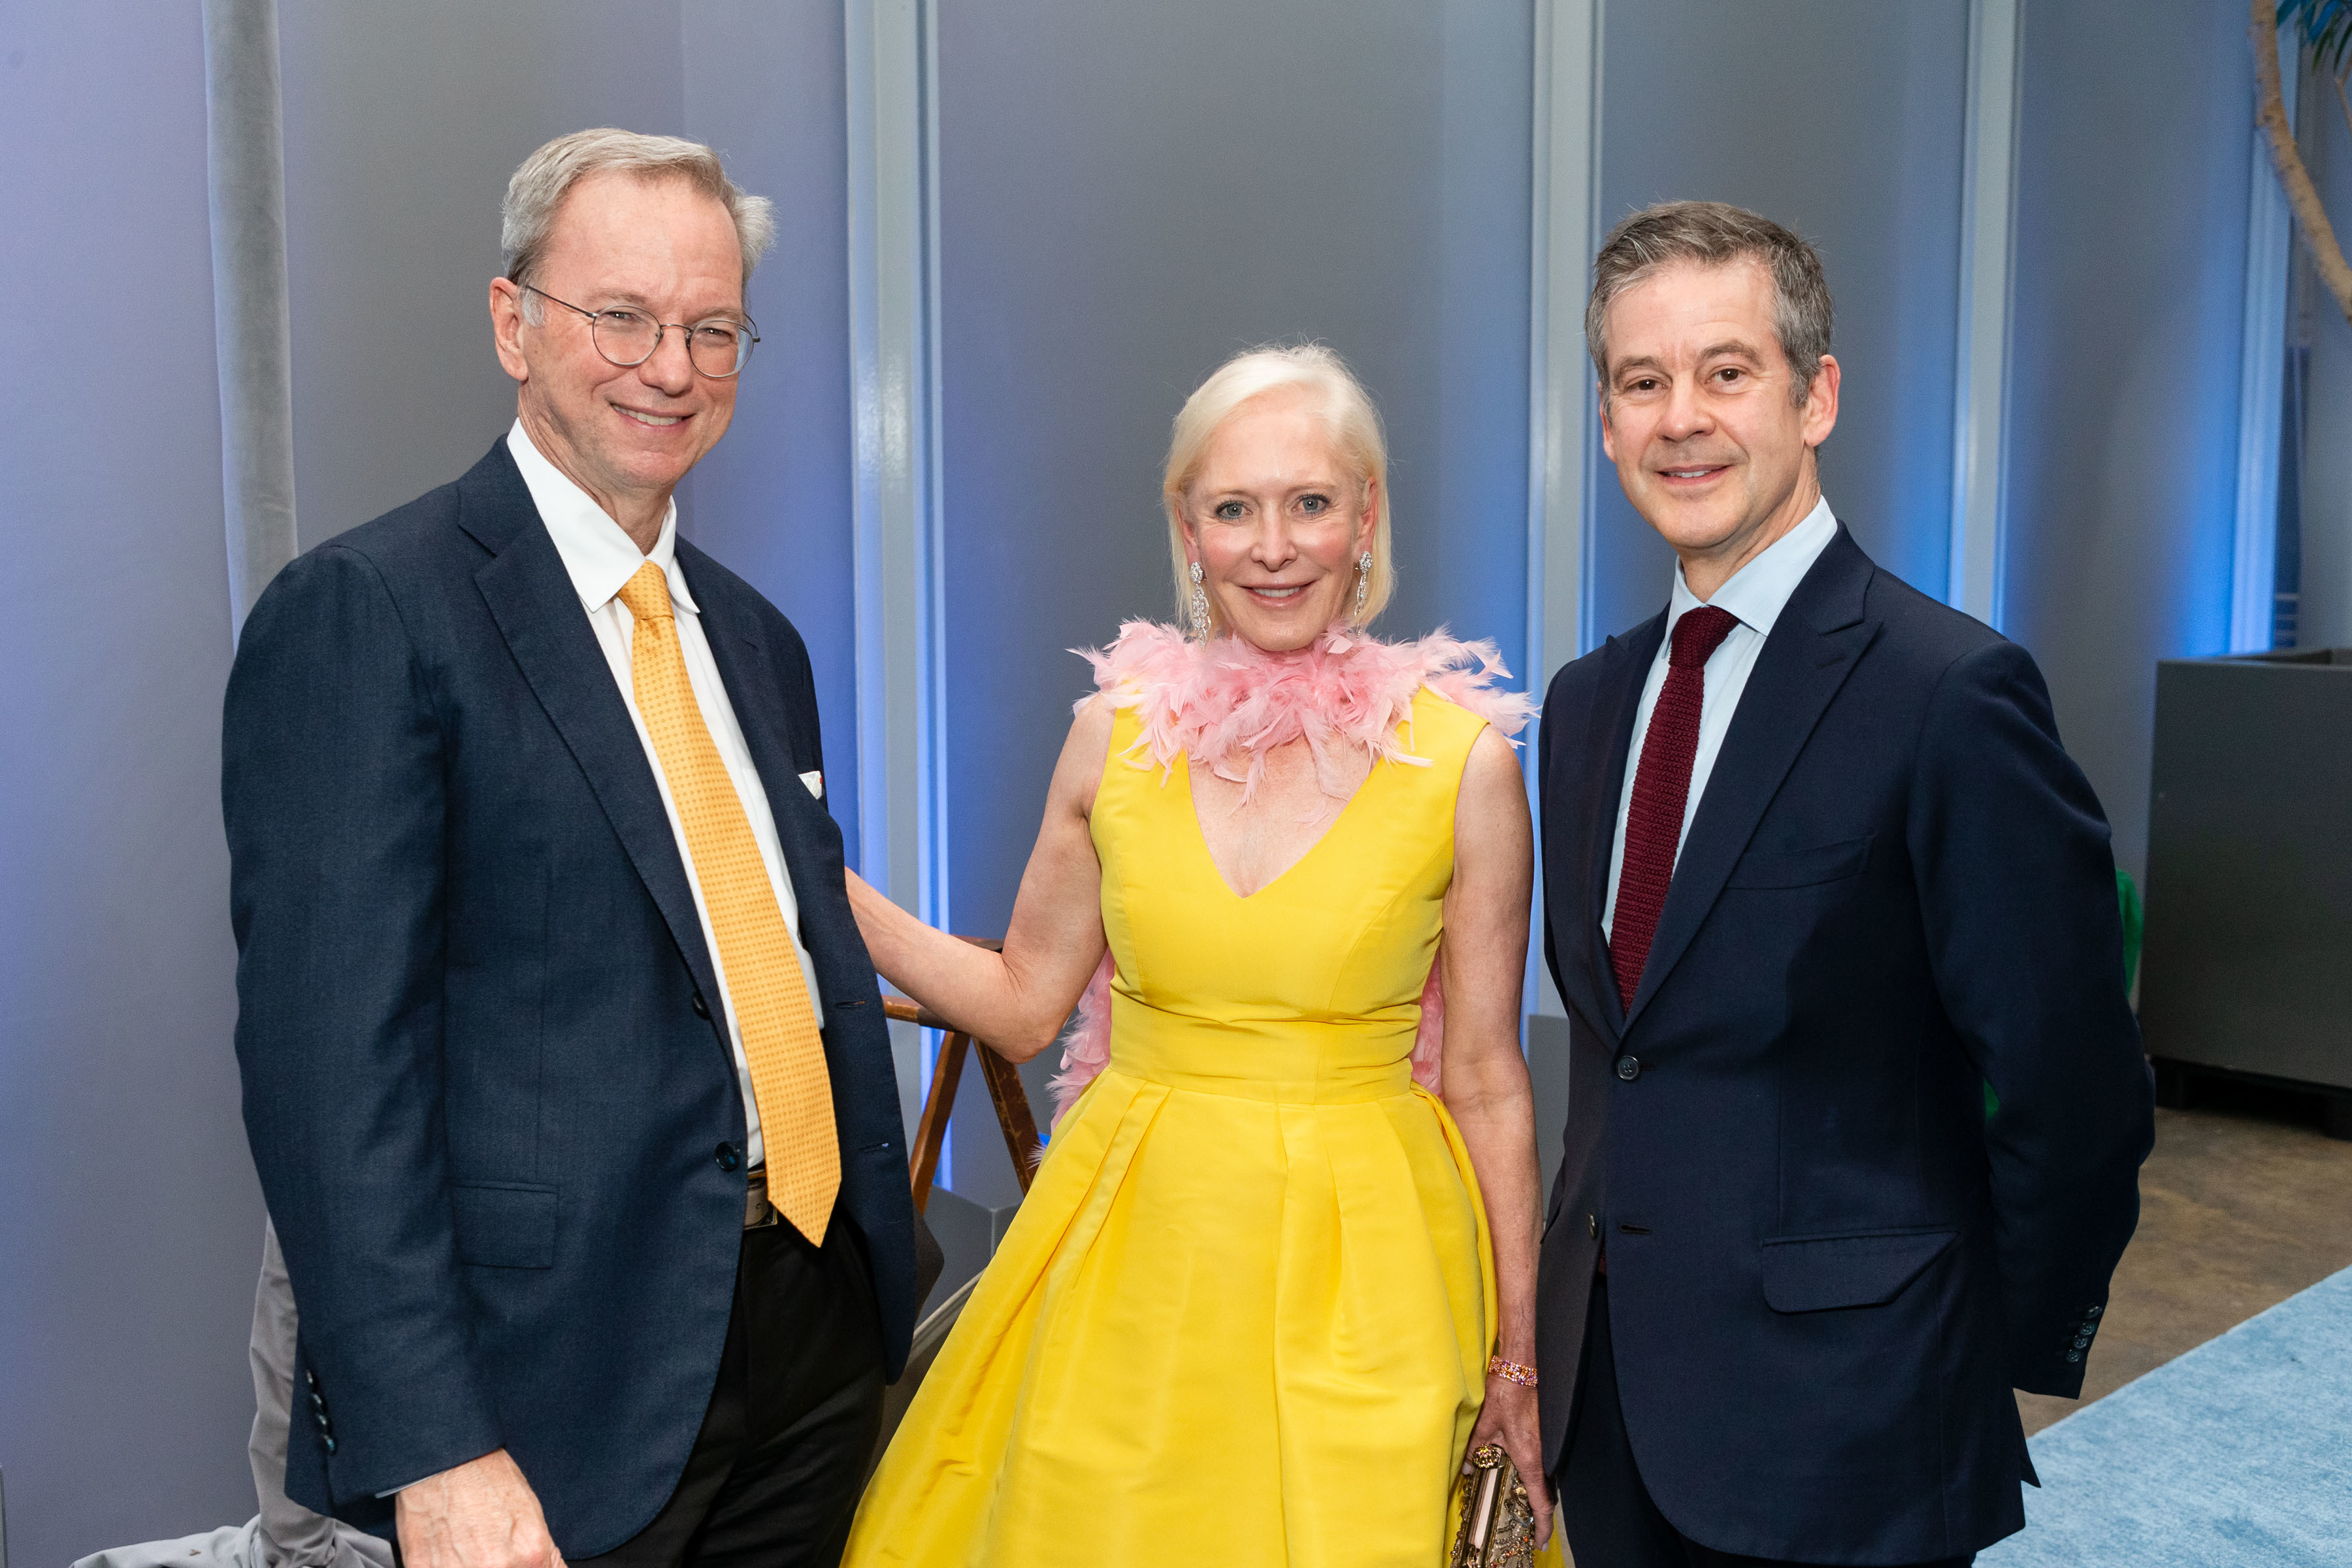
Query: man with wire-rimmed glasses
224 128 920 1568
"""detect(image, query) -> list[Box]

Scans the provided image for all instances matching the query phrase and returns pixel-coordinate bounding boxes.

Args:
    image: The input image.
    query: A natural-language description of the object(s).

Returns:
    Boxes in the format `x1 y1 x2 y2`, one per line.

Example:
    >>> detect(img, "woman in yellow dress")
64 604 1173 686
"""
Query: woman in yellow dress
841 344 1550 1565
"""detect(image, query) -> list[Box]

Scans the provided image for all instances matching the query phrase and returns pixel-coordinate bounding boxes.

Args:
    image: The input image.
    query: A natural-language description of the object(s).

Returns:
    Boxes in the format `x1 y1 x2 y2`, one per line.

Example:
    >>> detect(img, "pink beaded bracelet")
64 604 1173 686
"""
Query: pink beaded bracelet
1487 1356 1538 1388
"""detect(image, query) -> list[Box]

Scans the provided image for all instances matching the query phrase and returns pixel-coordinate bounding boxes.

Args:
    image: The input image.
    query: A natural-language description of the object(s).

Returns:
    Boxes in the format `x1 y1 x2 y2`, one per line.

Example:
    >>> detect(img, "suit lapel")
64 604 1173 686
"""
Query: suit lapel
681 553 825 874
1572 615 1663 1037
1622 529 1879 1028
461 448 723 1009
683 551 876 1047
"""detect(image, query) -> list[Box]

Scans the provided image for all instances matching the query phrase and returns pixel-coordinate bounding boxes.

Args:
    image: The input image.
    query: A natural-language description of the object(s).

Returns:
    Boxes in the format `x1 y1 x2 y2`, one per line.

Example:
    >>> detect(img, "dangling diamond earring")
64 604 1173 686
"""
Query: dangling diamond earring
1188 560 1212 640
1353 551 1373 617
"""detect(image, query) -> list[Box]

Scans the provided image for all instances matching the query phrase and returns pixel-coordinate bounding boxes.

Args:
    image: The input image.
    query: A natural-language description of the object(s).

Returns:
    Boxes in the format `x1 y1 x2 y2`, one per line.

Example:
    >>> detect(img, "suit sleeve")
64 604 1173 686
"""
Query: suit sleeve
1906 638 2155 1398
224 545 502 1499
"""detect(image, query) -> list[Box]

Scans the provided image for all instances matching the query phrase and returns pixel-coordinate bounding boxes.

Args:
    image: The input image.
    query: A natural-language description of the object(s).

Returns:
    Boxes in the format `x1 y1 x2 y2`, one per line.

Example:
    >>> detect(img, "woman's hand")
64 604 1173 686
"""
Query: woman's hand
1466 1373 1554 1549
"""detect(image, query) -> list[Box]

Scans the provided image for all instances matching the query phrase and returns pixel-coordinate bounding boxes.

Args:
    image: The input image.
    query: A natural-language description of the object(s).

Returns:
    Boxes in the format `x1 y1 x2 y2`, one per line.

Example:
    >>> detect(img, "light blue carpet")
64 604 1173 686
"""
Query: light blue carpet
1981 1266 2352 1567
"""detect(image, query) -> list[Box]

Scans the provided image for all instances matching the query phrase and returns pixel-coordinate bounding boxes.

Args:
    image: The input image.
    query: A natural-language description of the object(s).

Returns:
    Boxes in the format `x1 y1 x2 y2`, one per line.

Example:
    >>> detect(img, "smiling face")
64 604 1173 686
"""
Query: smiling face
490 170 745 544
1179 387 1377 652
1599 258 1840 597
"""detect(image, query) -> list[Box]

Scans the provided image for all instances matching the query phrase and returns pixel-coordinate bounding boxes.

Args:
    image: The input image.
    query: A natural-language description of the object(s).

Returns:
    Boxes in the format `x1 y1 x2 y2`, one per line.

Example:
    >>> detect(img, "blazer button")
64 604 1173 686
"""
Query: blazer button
1587 1213 1598 1239
322 1435 337 1456
1614 1055 1642 1082
714 1141 742 1172
692 992 711 1020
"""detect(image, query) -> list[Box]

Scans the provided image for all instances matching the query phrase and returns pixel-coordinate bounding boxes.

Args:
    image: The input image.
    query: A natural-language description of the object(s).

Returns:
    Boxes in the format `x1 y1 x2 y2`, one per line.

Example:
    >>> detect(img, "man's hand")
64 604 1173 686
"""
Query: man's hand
1467 1375 1554 1548
394 1449 564 1568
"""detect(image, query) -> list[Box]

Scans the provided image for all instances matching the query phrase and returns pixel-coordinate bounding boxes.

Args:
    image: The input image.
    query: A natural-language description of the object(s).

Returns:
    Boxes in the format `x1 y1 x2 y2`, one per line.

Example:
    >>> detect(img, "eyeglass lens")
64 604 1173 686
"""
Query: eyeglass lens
589 309 754 377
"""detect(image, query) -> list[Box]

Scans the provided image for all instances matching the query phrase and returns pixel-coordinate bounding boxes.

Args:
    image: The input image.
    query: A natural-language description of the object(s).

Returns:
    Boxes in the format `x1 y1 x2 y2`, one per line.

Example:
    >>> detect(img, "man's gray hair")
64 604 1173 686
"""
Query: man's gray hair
502 128 776 308
1586 200 1833 407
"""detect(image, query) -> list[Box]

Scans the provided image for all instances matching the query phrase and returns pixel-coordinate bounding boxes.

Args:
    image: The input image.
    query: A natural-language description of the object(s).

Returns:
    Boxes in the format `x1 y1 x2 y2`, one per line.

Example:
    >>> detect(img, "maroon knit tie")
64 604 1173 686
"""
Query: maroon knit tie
1610 605 1740 1011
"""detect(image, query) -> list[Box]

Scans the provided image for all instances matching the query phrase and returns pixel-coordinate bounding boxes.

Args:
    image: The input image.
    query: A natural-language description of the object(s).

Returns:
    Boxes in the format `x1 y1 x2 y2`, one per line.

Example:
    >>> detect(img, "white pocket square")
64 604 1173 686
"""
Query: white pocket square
799 770 823 800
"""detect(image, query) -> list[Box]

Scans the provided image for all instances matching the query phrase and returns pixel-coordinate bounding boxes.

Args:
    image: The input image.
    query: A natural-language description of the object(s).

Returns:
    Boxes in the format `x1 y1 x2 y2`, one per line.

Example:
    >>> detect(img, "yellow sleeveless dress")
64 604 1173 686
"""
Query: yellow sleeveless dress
843 688 1497 1567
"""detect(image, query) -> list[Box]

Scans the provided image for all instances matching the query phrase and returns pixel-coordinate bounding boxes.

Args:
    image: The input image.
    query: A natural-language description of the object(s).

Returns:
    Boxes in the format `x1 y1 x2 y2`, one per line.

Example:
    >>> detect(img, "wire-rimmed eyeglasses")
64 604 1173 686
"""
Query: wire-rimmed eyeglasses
521 284 760 378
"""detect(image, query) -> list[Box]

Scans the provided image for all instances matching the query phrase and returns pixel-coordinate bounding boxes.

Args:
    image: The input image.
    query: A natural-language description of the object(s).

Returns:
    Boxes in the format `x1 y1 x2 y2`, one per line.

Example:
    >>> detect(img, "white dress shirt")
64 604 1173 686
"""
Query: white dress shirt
507 419 823 1170
1602 497 1839 940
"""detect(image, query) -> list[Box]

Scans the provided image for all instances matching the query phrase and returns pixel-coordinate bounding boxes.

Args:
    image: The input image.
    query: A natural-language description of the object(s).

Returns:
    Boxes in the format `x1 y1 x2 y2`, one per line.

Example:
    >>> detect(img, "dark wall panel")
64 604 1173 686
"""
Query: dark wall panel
1591 0 1968 640
2004 0 2253 881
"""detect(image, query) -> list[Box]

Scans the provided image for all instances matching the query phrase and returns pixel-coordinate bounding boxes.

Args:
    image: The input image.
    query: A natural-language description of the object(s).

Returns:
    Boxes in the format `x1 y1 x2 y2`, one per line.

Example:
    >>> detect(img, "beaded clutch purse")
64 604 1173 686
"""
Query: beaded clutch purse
1447 1443 1539 1568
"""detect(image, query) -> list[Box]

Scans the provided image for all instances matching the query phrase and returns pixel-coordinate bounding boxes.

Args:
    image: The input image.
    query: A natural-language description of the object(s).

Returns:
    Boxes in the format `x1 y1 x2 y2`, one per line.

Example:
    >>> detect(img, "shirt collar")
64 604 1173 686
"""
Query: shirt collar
506 419 697 617
1666 495 1838 638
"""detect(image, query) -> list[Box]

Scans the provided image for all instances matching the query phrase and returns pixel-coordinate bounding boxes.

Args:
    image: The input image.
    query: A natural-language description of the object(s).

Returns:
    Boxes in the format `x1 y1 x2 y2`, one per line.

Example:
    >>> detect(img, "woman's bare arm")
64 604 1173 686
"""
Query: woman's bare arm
845 700 1115 1061
1441 725 1550 1543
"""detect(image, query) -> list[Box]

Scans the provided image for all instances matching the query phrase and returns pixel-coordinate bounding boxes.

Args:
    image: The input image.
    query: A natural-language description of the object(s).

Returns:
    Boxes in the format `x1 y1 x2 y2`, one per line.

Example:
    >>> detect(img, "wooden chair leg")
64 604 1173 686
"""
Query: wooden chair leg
907 1030 970 1213
977 1046 1044 1192
885 961 1045 1204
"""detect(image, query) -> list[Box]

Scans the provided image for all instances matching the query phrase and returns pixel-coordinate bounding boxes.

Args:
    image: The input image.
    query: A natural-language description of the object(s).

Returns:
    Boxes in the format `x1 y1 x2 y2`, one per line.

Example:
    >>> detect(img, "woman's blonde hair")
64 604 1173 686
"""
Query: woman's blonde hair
1161 343 1394 631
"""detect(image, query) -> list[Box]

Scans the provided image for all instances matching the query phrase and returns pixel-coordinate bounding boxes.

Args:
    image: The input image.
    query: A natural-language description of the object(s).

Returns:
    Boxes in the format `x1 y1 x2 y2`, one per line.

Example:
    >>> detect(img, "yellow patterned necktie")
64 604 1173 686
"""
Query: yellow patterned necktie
616 563 839 1244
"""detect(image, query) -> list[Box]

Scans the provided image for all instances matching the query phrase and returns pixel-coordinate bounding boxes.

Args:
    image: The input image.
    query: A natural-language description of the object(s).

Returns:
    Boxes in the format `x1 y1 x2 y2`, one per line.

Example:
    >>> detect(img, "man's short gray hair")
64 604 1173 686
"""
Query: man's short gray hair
502 128 776 302
1586 201 1833 407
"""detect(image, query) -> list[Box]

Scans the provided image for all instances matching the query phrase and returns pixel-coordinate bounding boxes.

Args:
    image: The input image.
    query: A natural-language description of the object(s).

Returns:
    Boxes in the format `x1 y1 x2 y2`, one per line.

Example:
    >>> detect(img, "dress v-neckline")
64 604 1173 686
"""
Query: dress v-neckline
1177 748 1383 902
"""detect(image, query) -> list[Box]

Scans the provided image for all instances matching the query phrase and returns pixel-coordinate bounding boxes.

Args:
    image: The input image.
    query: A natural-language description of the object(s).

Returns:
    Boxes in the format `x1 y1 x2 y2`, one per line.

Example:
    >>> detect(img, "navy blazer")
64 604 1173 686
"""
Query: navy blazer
1534 527 2153 1563
224 442 916 1554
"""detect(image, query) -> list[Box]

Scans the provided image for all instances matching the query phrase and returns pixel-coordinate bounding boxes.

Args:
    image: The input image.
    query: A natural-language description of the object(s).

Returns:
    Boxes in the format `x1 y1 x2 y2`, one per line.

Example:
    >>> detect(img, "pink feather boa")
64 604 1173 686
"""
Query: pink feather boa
1046 621 1535 1124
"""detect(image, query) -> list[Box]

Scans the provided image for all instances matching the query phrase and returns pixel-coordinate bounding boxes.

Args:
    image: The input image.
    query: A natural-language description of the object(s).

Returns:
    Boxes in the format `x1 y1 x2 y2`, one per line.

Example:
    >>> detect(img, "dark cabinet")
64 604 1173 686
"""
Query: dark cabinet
2141 650 2352 1136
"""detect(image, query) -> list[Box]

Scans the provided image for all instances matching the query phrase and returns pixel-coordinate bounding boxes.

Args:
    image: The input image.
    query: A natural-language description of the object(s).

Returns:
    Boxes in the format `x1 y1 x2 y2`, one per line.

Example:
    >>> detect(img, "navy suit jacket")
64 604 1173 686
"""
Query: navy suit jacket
224 442 917 1554
1534 526 2153 1563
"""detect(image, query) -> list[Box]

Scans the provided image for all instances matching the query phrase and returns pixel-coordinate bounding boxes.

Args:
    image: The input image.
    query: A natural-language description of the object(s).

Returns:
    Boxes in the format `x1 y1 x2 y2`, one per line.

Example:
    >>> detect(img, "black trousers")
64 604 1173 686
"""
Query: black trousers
1554 1274 1972 1568
576 1210 886 1568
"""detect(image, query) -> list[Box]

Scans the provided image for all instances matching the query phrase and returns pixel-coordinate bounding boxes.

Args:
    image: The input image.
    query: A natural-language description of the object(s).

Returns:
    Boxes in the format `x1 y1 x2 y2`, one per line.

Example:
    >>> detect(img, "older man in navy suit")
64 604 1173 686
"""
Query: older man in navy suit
1533 201 2153 1567
225 130 915 1568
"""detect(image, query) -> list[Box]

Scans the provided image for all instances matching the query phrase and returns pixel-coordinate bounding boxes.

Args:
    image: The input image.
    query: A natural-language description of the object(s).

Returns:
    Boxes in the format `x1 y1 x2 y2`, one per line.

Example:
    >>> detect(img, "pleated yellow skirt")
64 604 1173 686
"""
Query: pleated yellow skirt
845 1065 1494 1566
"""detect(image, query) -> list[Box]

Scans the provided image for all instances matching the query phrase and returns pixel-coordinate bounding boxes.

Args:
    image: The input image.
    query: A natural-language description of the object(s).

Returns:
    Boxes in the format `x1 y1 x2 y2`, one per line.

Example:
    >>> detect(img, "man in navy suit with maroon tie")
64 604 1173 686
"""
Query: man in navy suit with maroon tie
1533 201 2154 1566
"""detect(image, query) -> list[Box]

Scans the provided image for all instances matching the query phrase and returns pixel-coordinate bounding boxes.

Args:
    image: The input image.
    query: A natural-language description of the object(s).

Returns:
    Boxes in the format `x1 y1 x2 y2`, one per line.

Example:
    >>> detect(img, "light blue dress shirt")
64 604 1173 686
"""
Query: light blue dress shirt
1601 497 1839 941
